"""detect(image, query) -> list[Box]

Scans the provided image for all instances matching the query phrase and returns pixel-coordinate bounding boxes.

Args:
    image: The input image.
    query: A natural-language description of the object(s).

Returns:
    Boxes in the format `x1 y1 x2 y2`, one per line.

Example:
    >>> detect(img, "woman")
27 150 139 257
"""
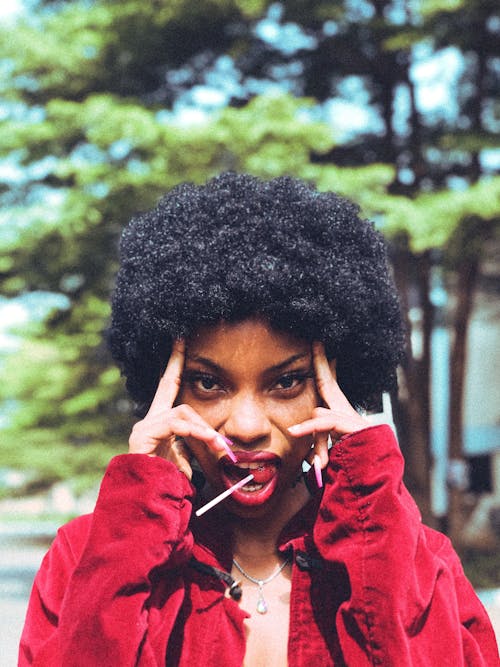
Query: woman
20 173 498 665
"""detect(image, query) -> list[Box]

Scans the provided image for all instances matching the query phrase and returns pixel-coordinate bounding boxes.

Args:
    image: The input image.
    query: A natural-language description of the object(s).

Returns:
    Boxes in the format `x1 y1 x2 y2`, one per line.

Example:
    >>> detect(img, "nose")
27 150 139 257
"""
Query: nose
223 392 272 447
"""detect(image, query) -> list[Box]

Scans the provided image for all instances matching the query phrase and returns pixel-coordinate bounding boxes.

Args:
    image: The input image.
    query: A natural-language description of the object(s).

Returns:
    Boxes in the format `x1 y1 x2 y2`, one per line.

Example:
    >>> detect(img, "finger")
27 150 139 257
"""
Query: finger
312 342 351 412
153 439 193 480
164 438 193 481
305 430 329 466
148 339 185 415
129 414 227 454
129 406 235 462
143 403 215 436
289 410 367 439
289 415 337 438
168 405 236 460
314 431 330 468
166 417 232 456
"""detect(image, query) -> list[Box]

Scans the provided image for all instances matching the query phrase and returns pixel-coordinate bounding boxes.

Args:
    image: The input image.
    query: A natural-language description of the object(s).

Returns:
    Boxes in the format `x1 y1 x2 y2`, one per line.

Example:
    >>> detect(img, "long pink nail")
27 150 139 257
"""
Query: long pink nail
215 434 237 462
313 454 323 489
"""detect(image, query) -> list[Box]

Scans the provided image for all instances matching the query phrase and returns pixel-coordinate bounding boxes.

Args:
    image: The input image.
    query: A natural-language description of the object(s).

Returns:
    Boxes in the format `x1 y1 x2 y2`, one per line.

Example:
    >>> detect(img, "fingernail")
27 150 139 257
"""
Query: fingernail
288 425 301 434
215 434 237 462
313 454 323 489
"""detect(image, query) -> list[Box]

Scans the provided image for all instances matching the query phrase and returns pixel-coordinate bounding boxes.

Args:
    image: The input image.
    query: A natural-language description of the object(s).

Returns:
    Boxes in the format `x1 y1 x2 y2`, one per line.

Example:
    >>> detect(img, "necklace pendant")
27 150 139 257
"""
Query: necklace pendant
256 587 268 614
232 556 290 615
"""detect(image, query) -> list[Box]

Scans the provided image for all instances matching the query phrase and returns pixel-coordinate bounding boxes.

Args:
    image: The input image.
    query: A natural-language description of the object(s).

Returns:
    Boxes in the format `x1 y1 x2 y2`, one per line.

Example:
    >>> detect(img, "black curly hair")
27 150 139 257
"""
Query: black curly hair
108 172 405 414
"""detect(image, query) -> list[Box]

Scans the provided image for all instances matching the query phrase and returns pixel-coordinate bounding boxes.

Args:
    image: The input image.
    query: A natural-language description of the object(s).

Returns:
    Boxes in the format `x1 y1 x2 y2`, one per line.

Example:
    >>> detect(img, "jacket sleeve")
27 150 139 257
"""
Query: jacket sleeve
19 454 194 667
313 424 499 667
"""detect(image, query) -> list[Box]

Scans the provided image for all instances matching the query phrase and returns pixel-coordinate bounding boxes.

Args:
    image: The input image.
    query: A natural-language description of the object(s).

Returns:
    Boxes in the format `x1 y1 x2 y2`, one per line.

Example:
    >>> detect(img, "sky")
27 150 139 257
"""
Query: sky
0 0 23 21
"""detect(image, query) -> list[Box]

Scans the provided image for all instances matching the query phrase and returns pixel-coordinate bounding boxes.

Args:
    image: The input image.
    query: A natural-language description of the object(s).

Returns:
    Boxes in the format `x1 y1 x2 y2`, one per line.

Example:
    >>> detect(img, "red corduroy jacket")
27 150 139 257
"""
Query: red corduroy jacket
19 425 499 666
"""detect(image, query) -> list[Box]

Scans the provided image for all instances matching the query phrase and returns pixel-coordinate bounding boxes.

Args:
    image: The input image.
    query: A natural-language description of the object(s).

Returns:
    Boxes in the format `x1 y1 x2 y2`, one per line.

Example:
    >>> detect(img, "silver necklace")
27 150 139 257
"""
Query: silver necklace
232 557 289 614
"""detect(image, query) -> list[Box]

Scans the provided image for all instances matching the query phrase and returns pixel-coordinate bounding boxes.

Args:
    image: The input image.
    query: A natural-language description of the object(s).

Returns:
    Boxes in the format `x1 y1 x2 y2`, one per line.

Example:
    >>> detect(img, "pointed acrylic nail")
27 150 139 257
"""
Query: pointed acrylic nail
313 454 323 489
215 434 237 463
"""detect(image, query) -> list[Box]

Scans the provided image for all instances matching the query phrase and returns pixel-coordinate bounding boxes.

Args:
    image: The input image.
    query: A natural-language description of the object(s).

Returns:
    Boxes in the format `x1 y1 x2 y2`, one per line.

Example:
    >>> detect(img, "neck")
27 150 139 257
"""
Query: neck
231 478 310 563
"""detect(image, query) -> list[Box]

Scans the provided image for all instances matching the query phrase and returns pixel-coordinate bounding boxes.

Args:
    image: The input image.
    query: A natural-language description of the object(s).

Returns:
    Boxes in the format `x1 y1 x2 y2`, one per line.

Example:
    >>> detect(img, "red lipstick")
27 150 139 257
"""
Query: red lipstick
219 451 281 506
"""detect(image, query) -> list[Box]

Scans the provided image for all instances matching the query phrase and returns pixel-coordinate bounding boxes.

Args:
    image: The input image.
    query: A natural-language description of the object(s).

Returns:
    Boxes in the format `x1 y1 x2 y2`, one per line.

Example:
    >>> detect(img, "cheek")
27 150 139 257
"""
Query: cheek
189 401 227 430
179 383 317 429
290 434 314 463
277 385 317 426
177 386 224 427
187 441 221 488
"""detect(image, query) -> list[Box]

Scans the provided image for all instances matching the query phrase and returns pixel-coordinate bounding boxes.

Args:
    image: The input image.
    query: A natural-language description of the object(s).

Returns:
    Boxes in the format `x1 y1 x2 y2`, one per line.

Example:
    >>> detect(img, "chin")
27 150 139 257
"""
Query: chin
224 476 305 521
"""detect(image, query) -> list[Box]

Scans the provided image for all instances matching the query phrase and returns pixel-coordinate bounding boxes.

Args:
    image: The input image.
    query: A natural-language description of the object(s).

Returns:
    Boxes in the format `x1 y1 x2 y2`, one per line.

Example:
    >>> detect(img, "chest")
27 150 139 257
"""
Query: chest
236 570 291 667
166 552 348 667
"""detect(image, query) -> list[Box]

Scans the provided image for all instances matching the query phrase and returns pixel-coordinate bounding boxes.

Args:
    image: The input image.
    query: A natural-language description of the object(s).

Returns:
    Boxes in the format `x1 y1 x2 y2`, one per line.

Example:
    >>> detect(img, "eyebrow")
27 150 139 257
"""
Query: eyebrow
185 352 311 374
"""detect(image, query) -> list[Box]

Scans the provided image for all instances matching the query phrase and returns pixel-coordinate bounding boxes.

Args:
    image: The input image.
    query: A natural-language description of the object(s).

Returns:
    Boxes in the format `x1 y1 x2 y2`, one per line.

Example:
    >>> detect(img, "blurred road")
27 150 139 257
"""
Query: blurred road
1 524 56 666
2 524 499 665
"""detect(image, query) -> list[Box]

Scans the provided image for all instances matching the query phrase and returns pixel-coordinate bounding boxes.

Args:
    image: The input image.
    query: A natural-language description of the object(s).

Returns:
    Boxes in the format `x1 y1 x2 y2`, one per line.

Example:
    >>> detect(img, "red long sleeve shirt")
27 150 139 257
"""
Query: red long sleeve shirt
19 425 499 666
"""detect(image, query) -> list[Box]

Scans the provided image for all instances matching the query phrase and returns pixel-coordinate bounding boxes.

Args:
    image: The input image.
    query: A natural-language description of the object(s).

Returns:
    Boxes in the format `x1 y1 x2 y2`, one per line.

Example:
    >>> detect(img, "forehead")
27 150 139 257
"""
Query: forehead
186 318 311 368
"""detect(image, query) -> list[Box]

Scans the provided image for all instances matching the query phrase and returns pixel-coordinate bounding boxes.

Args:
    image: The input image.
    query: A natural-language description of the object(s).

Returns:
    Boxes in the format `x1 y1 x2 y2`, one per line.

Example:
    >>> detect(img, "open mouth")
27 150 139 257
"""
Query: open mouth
219 453 281 505
223 461 277 490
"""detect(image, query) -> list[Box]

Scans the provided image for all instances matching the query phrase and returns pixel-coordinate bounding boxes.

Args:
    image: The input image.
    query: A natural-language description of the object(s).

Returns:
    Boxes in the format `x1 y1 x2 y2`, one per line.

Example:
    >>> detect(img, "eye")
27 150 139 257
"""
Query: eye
183 371 223 395
199 375 218 390
274 371 312 393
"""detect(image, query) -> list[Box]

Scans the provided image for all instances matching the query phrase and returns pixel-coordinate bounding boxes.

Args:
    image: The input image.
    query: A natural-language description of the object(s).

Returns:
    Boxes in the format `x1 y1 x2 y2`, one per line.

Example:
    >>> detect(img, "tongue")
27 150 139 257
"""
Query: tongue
229 464 276 485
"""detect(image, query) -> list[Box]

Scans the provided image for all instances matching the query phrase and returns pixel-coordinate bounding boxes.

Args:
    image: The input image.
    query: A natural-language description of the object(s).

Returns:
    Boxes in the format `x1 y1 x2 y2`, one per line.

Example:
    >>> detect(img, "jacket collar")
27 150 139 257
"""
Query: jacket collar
191 471 322 571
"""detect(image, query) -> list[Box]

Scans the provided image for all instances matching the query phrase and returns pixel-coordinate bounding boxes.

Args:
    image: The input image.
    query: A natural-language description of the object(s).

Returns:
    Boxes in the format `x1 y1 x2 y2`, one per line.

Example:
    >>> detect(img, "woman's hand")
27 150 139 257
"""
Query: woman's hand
288 342 370 469
128 339 232 480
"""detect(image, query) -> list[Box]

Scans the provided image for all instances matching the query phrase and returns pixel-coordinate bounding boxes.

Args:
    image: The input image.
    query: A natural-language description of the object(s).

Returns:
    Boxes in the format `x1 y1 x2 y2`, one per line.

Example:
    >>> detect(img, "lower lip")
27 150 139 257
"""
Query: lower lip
221 468 279 507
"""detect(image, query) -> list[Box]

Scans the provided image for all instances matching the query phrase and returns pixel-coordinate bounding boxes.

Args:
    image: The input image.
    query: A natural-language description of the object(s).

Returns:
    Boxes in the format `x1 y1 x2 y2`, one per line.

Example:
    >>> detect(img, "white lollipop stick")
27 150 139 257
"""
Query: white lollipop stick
195 473 254 517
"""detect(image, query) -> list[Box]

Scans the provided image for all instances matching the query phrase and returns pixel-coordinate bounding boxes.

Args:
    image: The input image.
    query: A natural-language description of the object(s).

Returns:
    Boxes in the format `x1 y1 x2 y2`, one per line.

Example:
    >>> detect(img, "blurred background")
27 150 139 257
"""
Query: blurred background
0 0 499 660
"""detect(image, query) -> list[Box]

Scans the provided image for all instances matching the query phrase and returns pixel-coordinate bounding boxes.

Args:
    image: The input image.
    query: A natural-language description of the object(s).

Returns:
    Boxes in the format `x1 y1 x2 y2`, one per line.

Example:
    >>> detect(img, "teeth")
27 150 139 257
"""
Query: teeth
234 462 267 470
243 483 264 492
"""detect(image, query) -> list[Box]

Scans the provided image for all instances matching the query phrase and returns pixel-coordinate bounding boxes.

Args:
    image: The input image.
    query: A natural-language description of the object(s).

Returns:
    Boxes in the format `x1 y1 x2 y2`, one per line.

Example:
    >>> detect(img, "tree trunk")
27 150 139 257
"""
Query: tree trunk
447 254 479 547
446 42 487 546
391 244 435 525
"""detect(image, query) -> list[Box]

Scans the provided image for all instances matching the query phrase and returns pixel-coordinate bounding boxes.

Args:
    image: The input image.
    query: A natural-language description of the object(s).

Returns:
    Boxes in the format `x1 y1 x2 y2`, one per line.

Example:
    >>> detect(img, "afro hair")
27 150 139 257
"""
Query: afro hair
108 172 405 413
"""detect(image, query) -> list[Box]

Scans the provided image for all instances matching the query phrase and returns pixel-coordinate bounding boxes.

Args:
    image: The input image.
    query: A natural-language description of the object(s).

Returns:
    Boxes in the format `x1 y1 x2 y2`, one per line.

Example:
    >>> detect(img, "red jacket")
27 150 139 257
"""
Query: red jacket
19 425 498 666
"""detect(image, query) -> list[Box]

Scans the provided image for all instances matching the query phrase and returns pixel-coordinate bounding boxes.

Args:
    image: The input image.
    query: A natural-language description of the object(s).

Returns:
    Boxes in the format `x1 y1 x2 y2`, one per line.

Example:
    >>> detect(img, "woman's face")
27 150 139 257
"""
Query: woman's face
178 318 318 518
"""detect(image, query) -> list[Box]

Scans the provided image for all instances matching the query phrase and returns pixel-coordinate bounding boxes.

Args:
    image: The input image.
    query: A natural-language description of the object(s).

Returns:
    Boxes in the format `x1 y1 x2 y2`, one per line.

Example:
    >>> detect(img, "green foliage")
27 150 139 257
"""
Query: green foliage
0 89 342 489
0 0 270 103
0 91 339 297
420 0 466 15
0 0 498 501
0 429 123 496
312 163 396 209
376 178 500 252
